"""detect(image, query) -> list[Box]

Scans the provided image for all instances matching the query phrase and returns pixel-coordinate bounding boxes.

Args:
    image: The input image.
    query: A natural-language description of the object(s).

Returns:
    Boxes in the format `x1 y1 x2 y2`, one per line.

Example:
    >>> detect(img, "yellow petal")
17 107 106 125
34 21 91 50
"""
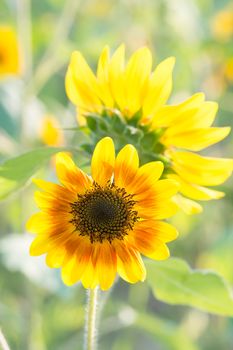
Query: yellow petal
65 51 101 112
142 57 175 120
124 47 152 116
151 93 216 129
136 199 179 220
81 259 98 289
162 127 231 151
173 194 203 215
26 212 50 233
65 67 82 106
46 246 67 268
91 137 115 186
97 46 110 80
109 44 126 112
146 243 170 260
66 67 100 114
135 178 179 202
30 236 51 256
97 45 114 107
55 152 91 193
171 151 233 186
114 144 139 188
167 173 225 200
69 51 98 93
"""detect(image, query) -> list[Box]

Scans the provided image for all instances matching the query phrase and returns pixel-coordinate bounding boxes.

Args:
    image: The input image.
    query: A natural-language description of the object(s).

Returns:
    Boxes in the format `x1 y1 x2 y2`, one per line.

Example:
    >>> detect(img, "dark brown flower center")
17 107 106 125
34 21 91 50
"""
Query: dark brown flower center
70 182 139 243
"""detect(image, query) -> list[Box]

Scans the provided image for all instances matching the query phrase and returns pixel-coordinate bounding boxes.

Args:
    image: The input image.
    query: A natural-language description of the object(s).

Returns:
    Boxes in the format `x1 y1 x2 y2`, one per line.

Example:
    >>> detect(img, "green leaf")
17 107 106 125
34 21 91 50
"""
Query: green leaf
86 115 98 131
145 258 233 316
0 147 64 200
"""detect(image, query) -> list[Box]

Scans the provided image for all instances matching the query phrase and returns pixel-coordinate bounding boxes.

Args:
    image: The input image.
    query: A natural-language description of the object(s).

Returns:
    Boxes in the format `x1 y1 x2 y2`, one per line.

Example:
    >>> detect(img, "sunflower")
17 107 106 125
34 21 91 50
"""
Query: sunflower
0 25 20 76
65 45 233 214
26 137 179 290
211 7 233 41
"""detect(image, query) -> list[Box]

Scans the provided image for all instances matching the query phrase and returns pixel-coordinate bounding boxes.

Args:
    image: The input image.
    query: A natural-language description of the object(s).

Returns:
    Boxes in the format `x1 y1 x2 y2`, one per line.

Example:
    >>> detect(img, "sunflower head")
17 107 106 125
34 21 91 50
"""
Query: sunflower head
65 46 233 215
26 137 179 290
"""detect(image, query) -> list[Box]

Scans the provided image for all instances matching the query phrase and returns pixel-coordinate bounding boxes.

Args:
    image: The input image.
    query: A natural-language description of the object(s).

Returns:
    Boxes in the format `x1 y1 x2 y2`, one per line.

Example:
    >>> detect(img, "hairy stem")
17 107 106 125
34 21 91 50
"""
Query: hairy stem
85 287 99 350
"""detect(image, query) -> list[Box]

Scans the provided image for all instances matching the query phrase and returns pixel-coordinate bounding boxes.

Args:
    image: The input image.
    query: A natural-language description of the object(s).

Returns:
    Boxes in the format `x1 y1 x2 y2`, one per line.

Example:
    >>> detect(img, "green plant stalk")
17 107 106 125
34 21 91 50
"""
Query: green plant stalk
32 0 82 94
85 287 99 350
16 0 33 81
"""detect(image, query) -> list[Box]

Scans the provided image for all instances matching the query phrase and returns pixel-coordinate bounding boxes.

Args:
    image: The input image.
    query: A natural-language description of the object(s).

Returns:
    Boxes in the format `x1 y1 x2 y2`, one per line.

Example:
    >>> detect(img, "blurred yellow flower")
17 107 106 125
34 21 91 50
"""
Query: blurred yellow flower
211 8 233 40
224 57 233 82
40 115 64 146
65 45 233 215
26 137 179 290
0 25 20 76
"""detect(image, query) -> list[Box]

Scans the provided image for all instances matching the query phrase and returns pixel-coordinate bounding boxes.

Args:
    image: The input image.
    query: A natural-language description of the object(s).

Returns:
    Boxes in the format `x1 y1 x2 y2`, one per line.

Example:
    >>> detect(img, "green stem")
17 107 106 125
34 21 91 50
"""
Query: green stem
16 0 32 81
0 329 10 350
16 0 33 146
85 287 99 350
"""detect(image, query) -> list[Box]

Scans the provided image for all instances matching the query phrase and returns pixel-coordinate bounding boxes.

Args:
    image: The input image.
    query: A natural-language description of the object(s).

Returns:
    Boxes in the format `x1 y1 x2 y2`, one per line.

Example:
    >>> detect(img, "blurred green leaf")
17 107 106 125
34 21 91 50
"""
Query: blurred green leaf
146 258 233 316
0 147 64 200
135 312 199 350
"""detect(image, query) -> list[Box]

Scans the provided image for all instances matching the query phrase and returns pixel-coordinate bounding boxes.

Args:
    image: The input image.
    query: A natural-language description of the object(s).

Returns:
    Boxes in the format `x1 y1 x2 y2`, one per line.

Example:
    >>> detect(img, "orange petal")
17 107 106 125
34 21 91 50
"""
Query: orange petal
127 220 177 260
92 242 117 291
114 241 146 283
33 179 77 203
61 237 93 286
34 191 71 213
55 152 91 193
126 161 164 195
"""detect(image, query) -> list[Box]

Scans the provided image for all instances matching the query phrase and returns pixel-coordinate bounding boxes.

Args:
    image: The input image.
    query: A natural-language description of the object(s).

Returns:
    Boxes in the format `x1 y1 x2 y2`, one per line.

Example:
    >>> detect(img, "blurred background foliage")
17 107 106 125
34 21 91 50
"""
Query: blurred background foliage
0 0 233 349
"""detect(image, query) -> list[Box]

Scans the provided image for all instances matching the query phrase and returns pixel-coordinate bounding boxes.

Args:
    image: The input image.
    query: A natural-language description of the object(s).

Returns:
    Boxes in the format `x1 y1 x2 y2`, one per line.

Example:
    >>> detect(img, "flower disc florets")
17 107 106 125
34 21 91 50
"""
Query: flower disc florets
70 182 138 243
